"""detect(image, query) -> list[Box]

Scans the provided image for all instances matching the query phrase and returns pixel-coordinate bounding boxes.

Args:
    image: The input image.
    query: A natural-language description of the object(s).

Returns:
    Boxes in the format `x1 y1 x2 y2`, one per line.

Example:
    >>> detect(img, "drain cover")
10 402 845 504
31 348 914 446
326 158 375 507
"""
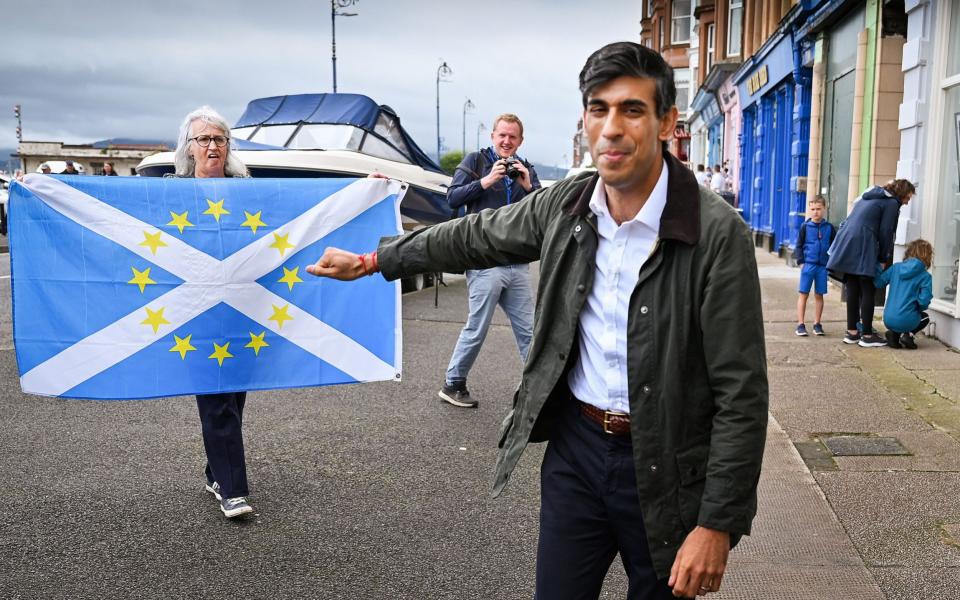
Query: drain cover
822 435 910 456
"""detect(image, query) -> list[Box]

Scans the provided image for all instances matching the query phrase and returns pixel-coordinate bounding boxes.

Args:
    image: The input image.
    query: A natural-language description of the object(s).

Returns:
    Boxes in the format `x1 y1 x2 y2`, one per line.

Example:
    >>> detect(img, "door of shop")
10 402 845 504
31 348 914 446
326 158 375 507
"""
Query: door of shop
820 69 855 223
818 6 864 224
772 84 793 252
738 108 755 225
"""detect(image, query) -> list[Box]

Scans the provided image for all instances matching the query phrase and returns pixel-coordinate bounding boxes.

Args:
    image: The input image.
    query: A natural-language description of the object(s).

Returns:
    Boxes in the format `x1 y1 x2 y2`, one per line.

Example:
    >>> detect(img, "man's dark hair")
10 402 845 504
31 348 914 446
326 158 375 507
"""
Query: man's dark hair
579 42 676 118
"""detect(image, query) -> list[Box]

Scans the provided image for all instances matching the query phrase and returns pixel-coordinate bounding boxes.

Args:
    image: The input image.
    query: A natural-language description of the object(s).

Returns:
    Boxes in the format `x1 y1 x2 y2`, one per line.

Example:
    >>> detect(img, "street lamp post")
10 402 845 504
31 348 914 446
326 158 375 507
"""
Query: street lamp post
476 121 487 152
436 60 452 162
13 104 23 173
331 0 358 93
461 98 475 155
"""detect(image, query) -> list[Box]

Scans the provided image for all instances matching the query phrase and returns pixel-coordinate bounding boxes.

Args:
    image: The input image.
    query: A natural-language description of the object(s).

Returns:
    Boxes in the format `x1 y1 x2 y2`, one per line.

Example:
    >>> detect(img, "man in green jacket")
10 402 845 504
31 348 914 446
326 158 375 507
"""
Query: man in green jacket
308 42 768 600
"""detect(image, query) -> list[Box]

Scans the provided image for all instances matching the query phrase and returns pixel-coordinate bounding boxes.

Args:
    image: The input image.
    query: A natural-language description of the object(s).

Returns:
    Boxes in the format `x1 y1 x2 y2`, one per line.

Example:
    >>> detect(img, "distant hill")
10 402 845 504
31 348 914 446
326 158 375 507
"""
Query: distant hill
92 138 174 149
532 163 569 181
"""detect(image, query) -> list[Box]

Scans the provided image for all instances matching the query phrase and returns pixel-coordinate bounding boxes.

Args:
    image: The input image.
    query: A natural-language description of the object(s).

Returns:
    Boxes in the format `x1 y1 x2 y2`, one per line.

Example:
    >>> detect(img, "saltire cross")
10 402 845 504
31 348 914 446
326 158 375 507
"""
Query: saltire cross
9 175 405 399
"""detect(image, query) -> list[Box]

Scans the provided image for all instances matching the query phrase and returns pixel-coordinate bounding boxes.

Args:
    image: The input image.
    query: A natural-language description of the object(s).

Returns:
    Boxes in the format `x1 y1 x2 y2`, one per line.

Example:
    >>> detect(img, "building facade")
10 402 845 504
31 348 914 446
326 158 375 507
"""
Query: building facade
687 0 746 205
734 1 808 250
641 0 696 161
16 140 170 176
897 0 960 348
730 0 907 262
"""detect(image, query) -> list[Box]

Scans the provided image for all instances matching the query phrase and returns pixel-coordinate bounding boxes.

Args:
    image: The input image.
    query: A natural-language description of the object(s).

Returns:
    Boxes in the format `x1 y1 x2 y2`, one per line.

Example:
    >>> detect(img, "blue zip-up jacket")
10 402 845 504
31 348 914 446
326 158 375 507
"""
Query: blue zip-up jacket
874 257 932 333
796 219 836 266
447 147 541 215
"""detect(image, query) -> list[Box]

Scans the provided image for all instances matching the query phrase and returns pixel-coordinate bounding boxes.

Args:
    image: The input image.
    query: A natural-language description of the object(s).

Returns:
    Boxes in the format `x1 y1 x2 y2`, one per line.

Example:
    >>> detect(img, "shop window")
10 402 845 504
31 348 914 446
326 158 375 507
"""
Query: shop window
672 0 693 44
675 68 691 114
728 1 743 57
933 5 960 303
933 86 960 302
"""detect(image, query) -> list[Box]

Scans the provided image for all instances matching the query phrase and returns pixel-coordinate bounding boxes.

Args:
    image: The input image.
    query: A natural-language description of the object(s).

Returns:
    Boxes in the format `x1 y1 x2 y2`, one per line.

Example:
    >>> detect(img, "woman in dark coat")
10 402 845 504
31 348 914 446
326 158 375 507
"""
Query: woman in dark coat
826 179 915 347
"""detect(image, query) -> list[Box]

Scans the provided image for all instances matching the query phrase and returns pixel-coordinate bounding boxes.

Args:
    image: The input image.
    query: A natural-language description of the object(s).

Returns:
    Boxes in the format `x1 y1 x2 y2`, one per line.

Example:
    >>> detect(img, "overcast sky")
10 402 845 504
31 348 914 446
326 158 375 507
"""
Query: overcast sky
1 0 641 167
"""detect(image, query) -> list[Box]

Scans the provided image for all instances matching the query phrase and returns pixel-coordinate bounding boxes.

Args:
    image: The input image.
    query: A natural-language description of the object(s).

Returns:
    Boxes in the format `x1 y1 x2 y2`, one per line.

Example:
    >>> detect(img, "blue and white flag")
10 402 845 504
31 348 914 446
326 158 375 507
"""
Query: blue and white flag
10 175 405 399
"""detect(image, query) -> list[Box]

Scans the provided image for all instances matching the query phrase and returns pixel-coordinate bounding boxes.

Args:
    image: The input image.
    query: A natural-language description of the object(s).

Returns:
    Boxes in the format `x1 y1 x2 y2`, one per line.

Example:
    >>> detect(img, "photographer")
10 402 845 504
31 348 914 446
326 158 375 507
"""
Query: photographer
439 113 541 408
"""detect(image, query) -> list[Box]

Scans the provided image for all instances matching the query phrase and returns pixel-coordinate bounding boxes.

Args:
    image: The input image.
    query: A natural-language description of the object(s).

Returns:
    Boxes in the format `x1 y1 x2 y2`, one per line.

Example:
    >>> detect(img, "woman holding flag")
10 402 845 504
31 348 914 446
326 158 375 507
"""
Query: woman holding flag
173 106 254 519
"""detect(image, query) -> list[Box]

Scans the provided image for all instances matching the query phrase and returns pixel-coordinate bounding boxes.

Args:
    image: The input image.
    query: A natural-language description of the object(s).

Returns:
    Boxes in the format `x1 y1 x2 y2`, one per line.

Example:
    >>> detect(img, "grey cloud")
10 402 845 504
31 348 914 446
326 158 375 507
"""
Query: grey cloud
2 0 641 166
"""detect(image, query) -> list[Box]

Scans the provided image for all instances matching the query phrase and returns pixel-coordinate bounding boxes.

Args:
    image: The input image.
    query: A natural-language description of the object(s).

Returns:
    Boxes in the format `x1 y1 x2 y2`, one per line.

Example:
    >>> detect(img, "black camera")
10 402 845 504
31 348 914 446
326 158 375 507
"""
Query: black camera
503 156 521 179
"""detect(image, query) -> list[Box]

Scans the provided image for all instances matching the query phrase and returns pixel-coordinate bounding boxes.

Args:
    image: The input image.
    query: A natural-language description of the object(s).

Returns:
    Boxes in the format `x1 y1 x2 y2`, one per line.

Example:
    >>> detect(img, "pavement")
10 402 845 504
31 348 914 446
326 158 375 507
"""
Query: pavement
1 250 959 598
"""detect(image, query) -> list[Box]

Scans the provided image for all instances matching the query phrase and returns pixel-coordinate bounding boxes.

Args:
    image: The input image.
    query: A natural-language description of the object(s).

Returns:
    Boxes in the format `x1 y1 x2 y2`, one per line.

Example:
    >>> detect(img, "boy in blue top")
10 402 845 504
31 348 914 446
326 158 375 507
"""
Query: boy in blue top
795 197 837 336
874 239 933 349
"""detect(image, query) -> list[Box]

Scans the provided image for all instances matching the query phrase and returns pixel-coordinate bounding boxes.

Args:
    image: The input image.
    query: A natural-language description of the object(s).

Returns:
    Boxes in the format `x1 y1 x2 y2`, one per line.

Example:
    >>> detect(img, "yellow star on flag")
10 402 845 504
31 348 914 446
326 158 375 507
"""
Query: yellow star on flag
241 210 266 234
203 199 230 222
169 334 196 360
269 304 294 329
139 231 167 255
209 342 234 366
127 266 156 293
278 266 303 291
141 307 170 334
270 232 295 257
246 331 269 356
167 211 194 234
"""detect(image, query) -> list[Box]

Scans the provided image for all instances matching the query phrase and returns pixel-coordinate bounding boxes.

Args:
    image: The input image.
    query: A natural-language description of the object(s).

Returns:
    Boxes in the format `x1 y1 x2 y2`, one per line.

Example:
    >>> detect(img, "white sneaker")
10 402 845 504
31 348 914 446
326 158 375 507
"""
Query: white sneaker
205 481 222 501
220 496 254 518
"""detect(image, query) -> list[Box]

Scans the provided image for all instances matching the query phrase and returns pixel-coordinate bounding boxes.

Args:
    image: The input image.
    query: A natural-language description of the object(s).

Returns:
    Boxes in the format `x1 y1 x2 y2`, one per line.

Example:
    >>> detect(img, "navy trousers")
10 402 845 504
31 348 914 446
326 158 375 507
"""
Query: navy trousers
196 392 249 499
535 399 684 600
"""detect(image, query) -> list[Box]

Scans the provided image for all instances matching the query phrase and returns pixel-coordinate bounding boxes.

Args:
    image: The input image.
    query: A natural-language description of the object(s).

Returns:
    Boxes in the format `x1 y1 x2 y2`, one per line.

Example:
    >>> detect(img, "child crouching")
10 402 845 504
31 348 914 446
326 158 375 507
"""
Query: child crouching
874 239 933 349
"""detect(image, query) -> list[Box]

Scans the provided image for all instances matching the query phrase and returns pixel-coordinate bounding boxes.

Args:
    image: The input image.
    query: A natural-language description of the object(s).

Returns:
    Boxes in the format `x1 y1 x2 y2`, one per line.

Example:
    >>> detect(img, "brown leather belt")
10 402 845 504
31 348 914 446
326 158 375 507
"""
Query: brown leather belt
578 400 631 436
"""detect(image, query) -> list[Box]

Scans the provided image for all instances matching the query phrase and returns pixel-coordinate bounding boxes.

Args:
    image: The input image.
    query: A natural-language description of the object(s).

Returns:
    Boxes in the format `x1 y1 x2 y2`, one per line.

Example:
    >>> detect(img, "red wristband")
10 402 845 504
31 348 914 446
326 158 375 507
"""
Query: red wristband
358 253 369 276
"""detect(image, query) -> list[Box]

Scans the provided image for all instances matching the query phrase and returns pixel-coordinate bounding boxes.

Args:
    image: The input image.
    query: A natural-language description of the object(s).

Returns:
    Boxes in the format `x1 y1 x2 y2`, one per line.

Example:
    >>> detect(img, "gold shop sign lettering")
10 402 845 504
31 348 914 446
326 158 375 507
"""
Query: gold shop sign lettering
746 65 768 96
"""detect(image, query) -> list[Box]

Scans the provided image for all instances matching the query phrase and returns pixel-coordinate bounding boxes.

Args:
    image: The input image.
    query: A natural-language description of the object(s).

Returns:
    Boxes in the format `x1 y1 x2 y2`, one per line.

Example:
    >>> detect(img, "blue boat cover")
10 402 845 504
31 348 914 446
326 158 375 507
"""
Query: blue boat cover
234 94 443 174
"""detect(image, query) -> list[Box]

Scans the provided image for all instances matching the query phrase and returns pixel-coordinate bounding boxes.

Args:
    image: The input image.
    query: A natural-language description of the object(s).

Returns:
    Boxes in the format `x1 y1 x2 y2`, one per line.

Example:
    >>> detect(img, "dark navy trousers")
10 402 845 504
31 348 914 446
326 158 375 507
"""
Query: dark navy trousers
535 399 684 600
196 392 249 499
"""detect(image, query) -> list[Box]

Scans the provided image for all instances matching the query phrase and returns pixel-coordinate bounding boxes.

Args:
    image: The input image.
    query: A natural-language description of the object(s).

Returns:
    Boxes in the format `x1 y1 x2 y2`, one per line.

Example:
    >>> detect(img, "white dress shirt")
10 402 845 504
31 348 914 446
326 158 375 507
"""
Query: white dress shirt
567 160 669 413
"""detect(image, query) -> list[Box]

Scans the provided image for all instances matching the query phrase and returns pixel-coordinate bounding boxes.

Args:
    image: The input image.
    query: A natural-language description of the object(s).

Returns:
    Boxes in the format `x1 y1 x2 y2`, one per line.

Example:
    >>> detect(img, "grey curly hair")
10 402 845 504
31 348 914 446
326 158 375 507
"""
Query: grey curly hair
174 106 249 177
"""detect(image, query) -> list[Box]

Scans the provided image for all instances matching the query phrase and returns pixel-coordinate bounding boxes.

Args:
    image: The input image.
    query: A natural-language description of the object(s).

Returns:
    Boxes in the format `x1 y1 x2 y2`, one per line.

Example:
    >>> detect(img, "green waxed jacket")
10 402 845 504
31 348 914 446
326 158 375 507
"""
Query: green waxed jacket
377 152 768 577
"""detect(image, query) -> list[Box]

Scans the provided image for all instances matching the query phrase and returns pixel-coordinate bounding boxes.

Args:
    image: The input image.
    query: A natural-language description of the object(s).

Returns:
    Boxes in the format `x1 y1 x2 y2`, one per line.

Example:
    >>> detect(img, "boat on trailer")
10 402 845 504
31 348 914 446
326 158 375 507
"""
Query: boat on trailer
137 93 453 230
137 93 452 292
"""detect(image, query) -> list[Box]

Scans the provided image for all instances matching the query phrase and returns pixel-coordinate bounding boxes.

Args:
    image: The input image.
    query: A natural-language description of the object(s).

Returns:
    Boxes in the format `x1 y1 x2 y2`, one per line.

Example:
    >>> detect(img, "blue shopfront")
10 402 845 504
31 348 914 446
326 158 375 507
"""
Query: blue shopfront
735 23 812 256
691 89 724 168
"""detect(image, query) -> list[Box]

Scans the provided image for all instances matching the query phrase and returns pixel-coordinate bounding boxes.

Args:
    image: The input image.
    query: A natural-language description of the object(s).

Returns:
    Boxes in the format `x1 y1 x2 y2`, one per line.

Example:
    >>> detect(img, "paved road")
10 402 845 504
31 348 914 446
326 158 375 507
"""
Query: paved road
0 254 555 599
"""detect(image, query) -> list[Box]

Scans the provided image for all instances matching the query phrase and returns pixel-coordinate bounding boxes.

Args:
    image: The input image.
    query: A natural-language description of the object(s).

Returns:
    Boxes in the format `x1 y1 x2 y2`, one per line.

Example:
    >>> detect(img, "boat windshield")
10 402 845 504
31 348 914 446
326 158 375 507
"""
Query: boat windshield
232 119 414 165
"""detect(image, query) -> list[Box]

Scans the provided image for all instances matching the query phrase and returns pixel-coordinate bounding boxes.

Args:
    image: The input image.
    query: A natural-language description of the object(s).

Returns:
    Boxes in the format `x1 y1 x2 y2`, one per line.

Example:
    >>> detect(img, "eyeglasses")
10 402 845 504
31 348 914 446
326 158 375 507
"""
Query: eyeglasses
190 135 230 147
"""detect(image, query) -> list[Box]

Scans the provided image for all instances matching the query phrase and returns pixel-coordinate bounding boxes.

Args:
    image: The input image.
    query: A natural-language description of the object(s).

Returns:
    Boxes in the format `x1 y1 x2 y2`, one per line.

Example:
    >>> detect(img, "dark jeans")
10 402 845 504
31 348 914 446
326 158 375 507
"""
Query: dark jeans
196 392 249 499
535 399 685 600
845 275 877 334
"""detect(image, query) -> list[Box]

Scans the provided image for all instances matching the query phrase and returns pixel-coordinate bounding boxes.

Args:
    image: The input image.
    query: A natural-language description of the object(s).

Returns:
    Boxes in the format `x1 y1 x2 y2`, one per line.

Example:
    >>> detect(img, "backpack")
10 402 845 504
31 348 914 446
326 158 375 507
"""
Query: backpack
792 221 807 264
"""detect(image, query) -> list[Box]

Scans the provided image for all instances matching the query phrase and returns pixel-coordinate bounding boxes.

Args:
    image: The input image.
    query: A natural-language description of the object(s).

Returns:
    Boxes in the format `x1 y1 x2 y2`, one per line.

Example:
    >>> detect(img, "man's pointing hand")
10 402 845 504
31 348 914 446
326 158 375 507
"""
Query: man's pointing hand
306 247 372 281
